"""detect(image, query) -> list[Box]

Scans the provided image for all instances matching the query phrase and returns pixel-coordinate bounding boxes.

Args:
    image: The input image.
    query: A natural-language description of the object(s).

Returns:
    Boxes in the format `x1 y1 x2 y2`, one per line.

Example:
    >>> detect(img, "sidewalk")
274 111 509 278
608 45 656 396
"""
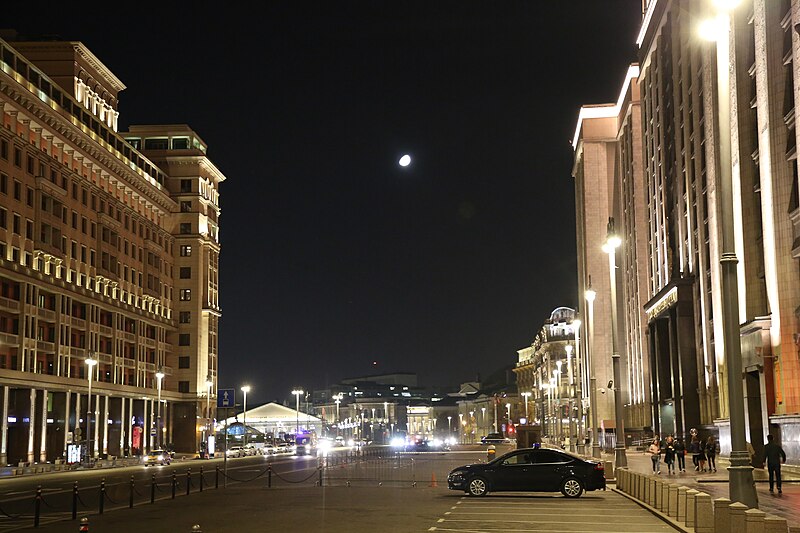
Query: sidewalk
0 454 197 478
617 450 800 525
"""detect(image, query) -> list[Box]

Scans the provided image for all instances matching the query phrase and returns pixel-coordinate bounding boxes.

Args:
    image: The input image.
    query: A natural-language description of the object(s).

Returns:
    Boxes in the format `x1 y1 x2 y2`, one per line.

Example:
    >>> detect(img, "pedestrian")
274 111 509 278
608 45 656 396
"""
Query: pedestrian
647 437 662 474
763 434 787 494
674 437 686 472
705 436 718 473
664 435 676 475
690 435 702 471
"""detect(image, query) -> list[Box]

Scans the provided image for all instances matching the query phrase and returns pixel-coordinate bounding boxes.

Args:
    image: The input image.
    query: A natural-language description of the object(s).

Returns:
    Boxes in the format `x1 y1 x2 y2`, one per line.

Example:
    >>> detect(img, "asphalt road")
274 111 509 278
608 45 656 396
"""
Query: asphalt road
0 447 677 533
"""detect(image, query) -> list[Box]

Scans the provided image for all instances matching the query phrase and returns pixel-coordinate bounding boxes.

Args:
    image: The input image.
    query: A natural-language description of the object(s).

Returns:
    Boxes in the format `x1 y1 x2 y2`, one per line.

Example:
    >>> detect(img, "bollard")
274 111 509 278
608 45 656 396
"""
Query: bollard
660 481 669 513
186 469 191 496
764 516 788 533
668 484 678 518
151 474 156 504
200 467 204 493
789 527 800 533
685 489 699 528
745 508 766 533
99 479 105 515
129 475 135 508
268 465 272 488
215 466 219 489
729 502 749 532
714 498 732 533
79 517 89 532
172 472 177 499
318 464 323 487
635 472 643 500
34 485 42 528
677 486 689 522
487 445 496 462
72 481 78 520
191 525 202 533
654 478 663 510
649 477 657 507
694 492 713 533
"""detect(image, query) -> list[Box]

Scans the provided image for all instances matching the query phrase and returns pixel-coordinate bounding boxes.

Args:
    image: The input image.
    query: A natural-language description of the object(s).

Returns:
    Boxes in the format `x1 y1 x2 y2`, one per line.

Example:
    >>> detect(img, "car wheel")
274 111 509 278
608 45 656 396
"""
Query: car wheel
561 478 583 498
467 477 489 497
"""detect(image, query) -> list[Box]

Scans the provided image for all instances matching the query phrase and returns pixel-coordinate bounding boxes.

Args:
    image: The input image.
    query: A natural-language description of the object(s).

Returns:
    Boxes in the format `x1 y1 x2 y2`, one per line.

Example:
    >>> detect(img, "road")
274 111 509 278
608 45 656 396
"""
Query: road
0 446 676 533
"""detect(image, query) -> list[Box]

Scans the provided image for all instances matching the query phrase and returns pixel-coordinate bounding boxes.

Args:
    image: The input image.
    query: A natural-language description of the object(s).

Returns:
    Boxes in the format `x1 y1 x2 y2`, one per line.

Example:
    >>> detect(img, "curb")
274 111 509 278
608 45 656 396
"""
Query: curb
612 487 689 533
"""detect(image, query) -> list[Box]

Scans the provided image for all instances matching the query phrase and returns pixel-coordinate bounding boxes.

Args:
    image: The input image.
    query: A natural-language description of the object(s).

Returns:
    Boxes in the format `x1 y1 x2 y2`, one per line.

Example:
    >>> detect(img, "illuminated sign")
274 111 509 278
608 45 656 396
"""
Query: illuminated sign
645 287 678 322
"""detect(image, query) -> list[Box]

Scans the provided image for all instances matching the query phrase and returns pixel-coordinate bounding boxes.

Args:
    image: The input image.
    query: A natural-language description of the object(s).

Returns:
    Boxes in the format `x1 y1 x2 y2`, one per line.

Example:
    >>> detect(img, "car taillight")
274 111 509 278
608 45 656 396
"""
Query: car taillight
594 462 604 470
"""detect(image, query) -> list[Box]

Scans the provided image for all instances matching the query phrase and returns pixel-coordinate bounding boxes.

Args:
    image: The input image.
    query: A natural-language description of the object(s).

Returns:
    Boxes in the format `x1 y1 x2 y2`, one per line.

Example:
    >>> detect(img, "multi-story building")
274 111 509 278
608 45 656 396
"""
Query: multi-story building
572 0 800 462
0 35 224 465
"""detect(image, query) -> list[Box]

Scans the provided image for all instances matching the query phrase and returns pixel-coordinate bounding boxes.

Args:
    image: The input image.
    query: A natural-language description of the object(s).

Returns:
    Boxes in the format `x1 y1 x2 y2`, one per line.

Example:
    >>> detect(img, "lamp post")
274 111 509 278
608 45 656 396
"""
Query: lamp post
291 389 303 436
334 394 343 434
458 413 464 443
205 375 213 456
155 369 164 449
700 0 757 508
480 407 486 436
521 392 531 421
554 363 562 444
573 319 585 454
505 403 511 438
85 355 97 461
548 377 555 444
565 344 576 452
603 217 627 468
447 415 452 437
585 284 601 458
383 401 389 441
240 385 250 446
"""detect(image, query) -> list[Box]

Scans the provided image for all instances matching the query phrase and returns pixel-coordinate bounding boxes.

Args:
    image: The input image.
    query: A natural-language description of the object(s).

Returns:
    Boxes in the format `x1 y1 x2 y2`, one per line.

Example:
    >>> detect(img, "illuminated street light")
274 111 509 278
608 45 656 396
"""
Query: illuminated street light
585 283 600 458
700 0 756 509
85 355 97 461
205 375 213 456
521 392 531 421
604 217 626 469
292 389 304 436
155 369 165 448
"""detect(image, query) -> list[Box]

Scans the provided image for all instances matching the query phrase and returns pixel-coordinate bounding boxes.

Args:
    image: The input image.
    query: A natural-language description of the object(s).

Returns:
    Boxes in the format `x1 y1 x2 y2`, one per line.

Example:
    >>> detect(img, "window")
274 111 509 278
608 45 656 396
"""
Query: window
179 289 191 301
179 223 191 234
179 267 191 279
178 381 190 393
26 187 33 207
25 219 32 239
181 179 192 193
502 452 533 466
180 201 191 212
178 356 190 369
12 214 20 234
179 333 190 346
0 173 6 194
179 311 191 323
172 138 189 149
533 451 568 464
26 155 33 175
0 139 7 160
180 245 192 257
13 147 21 167
0 208 5 229
13 180 21 201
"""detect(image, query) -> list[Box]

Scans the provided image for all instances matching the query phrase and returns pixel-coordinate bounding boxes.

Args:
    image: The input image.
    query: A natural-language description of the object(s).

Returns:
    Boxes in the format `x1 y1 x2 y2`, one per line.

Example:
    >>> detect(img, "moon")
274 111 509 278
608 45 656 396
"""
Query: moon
398 154 411 167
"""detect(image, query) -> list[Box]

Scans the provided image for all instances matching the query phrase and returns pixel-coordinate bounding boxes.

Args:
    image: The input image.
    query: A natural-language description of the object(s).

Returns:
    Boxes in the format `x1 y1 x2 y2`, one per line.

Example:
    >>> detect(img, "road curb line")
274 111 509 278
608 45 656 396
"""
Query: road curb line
611 487 689 533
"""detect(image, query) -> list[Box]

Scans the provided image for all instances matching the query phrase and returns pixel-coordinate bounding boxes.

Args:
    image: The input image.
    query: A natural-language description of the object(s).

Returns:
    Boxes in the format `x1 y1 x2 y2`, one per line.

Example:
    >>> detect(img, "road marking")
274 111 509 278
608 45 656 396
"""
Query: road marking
440 518 668 525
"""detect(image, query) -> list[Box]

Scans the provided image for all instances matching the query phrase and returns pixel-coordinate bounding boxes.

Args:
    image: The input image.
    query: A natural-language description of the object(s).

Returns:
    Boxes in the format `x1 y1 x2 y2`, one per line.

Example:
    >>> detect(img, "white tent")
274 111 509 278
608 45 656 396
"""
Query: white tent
224 402 323 436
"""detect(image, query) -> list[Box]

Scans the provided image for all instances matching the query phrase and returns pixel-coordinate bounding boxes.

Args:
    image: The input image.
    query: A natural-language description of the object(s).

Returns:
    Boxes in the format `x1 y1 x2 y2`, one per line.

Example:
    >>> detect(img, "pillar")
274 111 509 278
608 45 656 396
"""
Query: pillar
63 391 71 454
27 388 36 463
39 388 47 462
694 492 713 533
730 502 749 532
685 489 699 528
102 395 109 455
655 478 663 510
714 497 732 533
92 392 99 457
668 484 678 518
0 385 8 465
744 508 766 533
119 397 126 456
764 516 789 533
661 481 670 513
127 397 133 453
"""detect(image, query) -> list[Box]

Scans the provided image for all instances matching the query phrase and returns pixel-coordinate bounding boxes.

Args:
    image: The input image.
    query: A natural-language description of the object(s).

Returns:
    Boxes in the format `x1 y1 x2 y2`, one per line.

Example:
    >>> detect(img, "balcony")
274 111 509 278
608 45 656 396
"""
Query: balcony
70 316 86 329
0 296 20 313
122 331 135 342
98 325 113 336
37 308 56 322
0 331 18 344
70 347 87 359
36 340 55 352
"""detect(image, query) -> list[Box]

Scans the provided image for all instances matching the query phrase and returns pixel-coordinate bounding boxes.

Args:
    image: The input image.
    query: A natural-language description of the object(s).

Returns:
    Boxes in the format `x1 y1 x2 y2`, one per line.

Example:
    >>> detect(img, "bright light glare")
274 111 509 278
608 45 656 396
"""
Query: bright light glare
713 0 740 11
391 437 405 447
699 17 723 42
347 439 355 447
398 154 411 167
585 289 596 302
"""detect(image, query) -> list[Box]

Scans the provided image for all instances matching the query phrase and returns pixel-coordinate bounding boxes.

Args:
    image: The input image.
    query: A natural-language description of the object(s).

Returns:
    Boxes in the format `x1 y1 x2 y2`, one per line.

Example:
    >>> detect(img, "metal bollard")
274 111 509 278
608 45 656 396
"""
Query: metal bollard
79 517 89 532
186 469 191 496
129 475 135 508
72 481 78 520
99 479 105 515
215 466 219 489
318 464 323 487
34 485 42 528
268 465 272 488
191 526 202 532
172 472 177 499
151 474 156 504
200 466 204 492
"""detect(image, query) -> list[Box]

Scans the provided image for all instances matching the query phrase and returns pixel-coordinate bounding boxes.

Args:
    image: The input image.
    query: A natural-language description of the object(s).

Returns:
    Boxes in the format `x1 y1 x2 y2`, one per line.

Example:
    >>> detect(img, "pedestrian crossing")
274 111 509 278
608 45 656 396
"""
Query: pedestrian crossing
428 491 674 532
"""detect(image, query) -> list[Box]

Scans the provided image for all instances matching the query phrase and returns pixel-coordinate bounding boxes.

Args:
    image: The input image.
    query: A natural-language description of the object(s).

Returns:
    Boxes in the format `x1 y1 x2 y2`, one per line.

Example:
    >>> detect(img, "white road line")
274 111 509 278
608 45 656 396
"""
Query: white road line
440 518 667 525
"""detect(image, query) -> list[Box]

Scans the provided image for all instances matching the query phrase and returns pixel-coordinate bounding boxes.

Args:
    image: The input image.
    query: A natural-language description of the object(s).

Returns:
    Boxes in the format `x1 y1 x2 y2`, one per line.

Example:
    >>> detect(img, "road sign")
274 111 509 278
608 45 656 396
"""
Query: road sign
150 427 157 437
218 388 235 408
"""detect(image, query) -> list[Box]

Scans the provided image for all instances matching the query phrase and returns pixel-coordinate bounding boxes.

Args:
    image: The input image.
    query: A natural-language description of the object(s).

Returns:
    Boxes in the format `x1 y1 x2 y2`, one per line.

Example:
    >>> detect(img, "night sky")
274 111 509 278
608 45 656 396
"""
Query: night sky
6 1 642 404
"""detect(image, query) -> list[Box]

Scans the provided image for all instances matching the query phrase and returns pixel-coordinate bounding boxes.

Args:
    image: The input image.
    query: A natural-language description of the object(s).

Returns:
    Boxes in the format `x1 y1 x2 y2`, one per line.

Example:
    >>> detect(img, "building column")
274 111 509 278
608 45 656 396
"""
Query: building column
63 391 71 454
119 396 126 456
0 385 8 465
28 388 36 463
102 395 109 456
39 388 48 463
92 392 99 458
127 397 133 453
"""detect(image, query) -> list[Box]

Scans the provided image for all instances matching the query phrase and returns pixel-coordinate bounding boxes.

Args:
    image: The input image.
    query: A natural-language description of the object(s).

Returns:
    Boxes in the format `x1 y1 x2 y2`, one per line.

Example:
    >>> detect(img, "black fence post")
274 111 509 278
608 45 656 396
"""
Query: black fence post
72 481 78 520
268 464 272 488
318 458 323 487
151 474 156 504
171 471 177 499
129 475 135 508
200 466 204 492
99 479 105 515
215 466 219 489
186 469 191 496
34 485 41 528
79 517 89 532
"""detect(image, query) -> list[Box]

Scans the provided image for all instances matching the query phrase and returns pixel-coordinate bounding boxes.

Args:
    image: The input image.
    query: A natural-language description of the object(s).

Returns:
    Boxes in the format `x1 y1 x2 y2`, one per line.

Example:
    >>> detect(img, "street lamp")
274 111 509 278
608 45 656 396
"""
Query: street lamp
701 0 757 508
554 365 561 444
603 217 627 468
292 389 303 436
155 369 164 448
333 394 343 433
85 355 97 460
240 385 250 446
521 392 531 421
565 345 575 452
480 407 486 435
573 319 585 454
447 415 452 436
585 283 600 458
205 375 213 456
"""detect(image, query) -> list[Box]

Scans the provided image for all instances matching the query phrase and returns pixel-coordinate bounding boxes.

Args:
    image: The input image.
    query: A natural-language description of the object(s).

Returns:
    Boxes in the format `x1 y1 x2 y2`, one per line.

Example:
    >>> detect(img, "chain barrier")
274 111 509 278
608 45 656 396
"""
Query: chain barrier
76 489 91 509
133 482 146 497
103 487 121 506
270 466 321 484
38 492 59 510
0 500 24 520
219 466 269 483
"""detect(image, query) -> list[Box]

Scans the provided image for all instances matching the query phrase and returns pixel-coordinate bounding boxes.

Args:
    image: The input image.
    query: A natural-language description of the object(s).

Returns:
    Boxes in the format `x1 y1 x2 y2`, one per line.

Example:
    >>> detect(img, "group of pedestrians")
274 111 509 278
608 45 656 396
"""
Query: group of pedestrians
646 434 718 475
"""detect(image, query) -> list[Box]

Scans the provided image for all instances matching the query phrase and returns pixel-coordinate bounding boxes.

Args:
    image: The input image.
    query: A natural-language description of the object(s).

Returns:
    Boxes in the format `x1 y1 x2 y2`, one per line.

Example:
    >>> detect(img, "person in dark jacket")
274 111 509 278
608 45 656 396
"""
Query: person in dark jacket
764 434 787 494
664 435 676 475
674 437 686 472
690 435 703 471
705 436 718 473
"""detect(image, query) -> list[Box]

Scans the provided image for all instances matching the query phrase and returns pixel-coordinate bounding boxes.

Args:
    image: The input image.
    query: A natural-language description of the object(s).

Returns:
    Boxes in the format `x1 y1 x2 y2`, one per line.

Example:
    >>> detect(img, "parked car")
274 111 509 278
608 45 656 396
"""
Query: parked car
334 436 345 447
226 446 245 458
480 432 509 444
243 444 259 456
447 447 605 498
144 449 171 466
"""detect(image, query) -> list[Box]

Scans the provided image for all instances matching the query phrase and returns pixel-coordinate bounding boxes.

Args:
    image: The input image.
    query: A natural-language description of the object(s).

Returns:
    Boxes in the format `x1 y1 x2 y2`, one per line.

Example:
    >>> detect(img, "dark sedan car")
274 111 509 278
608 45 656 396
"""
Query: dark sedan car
447 447 605 498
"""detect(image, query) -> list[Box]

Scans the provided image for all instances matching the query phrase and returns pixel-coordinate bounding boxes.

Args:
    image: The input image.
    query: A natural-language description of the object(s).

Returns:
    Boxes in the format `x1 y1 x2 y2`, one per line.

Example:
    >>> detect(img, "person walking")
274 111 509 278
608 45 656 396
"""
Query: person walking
647 437 662 474
674 437 686 472
664 435 676 475
690 435 702 471
763 434 787 494
705 436 718 473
